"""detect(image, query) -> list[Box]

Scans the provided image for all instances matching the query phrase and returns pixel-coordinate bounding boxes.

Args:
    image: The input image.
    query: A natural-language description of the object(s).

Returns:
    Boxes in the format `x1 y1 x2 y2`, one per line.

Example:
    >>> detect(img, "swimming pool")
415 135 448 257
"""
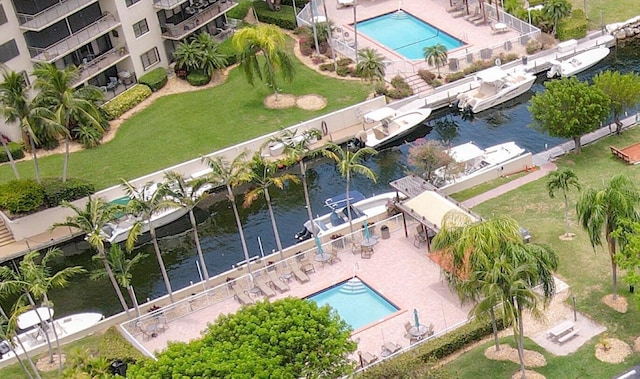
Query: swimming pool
307 277 398 330
357 11 464 60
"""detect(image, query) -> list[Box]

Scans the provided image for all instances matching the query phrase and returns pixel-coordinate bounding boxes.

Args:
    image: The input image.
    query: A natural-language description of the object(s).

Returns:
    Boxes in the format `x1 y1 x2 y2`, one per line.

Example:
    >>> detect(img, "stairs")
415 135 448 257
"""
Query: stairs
0 218 14 247
340 278 368 294
405 74 431 96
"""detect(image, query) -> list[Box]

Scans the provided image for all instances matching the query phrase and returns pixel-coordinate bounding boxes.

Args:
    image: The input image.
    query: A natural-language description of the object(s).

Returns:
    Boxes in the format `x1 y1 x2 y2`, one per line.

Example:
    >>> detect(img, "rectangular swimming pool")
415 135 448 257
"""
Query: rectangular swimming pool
307 277 398 330
357 11 464 60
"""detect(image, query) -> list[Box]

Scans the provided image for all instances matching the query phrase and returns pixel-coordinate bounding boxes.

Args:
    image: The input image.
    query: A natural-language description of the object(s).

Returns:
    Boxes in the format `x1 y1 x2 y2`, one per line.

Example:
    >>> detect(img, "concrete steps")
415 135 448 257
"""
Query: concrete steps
0 218 14 247
404 74 431 96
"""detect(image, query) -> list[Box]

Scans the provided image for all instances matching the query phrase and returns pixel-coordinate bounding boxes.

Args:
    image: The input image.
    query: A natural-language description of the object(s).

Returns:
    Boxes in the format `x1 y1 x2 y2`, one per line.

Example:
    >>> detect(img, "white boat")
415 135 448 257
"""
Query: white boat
434 141 525 186
353 107 432 149
457 67 536 113
0 309 103 362
294 191 399 241
547 46 610 78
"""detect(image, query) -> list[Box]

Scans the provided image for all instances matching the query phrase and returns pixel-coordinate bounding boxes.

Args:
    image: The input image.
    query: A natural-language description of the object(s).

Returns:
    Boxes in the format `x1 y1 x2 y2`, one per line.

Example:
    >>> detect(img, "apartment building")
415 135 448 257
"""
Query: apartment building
0 0 237 140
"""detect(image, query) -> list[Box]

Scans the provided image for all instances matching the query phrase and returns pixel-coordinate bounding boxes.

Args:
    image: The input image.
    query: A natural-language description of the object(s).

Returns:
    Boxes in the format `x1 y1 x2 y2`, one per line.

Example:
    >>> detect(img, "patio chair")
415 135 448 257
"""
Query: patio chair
155 315 169 333
267 270 290 293
106 77 118 91
136 321 152 341
299 259 316 274
256 276 276 298
291 264 310 283
414 226 427 248
403 322 412 338
329 248 341 264
361 351 378 366
381 342 401 356
232 285 254 305
463 6 479 21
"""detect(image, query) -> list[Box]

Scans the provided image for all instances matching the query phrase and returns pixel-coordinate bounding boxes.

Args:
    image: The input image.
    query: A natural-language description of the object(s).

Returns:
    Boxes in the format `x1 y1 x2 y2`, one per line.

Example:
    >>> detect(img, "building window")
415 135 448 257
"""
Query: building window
125 0 141 7
140 47 159 70
133 19 149 38
0 40 19 63
0 5 7 26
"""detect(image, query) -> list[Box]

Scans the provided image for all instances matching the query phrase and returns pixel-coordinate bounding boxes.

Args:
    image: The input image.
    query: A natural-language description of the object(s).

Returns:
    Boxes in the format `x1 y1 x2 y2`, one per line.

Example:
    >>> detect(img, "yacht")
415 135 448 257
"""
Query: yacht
353 107 432 149
547 46 610 78
457 67 536 113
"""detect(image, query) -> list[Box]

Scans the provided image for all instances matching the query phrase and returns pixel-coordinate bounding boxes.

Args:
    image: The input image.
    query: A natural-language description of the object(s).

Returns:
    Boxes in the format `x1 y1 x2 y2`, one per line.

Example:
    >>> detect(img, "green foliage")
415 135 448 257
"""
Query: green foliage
526 39 543 54
593 70 640 134
386 75 413 99
463 60 494 75
41 177 95 207
226 0 253 19
418 69 436 83
407 138 455 182
186 70 211 86
0 142 24 162
0 179 44 214
445 71 465 83
557 9 587 41
128 298 356 378
98 327 145 362
253 1 297 30
217 38 238 67
103 84 153 120
138 67 168 92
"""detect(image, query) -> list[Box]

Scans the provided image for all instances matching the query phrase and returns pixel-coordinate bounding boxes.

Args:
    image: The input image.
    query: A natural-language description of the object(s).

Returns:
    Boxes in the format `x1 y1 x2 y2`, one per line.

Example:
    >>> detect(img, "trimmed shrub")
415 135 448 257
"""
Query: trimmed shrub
463 60 494 75
418 69 436 83
373 82 387 96
0 179 44 214
336 65 350 77
526 39 542 54
41 178 96 208
311 56 325 65
217 38 237 67
103 84 152 120
253 1 296 30
0 142 25 163
558 9 587 41
498 52 520 64
445 71 465 83
139 67 168 92
387 76 413 99
319 63 335 72
226 1 253 19
337 57 353 67
186 70 211 86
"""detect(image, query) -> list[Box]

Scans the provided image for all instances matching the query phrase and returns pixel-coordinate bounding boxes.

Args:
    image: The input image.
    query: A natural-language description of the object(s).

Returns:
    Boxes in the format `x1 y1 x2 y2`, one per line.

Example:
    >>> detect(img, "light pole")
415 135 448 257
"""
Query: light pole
353 0 358 63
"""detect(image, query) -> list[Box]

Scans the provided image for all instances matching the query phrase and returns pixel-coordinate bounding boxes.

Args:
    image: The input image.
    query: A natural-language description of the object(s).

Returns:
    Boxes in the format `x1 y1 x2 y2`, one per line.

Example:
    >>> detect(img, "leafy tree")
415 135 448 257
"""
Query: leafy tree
593 70 640 134
577 174 640 299
543 0 572 36
127 298 357 378
529 77 610 153
174 33 227 79
173 39 202 73
319 143 377 236
0 305 41 379
232 24 295 97
355 48 386 82
407 138 456 183
613 220 640 306
546 169 581 238
423 43 448 78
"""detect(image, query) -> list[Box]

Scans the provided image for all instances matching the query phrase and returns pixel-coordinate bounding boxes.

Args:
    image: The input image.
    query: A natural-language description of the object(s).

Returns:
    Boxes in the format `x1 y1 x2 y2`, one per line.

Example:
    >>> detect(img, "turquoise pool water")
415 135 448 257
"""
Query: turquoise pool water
357 11 464 60
308 277 398 329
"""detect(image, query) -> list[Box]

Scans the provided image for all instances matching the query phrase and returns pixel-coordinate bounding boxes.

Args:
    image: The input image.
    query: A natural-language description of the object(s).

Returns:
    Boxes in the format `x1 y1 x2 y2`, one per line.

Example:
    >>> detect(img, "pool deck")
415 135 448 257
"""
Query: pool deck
137 221 471 364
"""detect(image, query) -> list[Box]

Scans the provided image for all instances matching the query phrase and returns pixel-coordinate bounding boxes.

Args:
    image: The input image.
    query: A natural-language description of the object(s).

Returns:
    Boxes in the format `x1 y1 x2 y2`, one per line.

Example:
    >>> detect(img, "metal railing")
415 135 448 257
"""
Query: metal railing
17 0 98 30
72 46 130 87
160 0 237 39
153 0 190 10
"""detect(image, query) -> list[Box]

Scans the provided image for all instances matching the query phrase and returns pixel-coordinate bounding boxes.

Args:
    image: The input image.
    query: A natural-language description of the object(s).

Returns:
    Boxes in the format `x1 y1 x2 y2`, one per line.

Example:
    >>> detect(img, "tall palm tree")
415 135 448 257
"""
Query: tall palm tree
423 43 448 78
576 174 640 299
547 169 581 238
202 153 254 276
122 179 177 303
356 48 386 83
543 0 572 37
164 171 211 287
0 305 41 379
242 152 299 261
0 249 85 374
53 197 131 315
90 244 147 317
232 24 295 97
32 63 104 182
319 143 377 236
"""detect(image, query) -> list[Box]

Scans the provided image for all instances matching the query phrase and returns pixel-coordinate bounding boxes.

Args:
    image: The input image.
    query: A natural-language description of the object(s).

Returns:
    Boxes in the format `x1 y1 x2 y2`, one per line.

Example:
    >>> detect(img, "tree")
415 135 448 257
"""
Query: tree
319 143 377 236
127 298 356 378
612 220 640 305
0 305 41 379
174 33 227 79
0 249 85 374
529 77 610 154
546 169 581 238
122 180 177 303
164 170 211 287
407 138 456 183
543 0 572 36
423 43 448 78
593 70 640 135
203 154 254 276
576 174 640 299
53 197 131 316
242 152 299 261
173 39 202 74
355 48 386 82
32 63 105 182
232 24 295 96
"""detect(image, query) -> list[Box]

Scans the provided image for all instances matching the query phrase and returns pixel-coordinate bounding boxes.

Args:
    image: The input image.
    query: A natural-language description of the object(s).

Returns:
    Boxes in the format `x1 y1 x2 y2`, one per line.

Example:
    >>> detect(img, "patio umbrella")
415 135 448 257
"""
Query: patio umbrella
414 308 420 328
363 220 371 240
314 235 324 255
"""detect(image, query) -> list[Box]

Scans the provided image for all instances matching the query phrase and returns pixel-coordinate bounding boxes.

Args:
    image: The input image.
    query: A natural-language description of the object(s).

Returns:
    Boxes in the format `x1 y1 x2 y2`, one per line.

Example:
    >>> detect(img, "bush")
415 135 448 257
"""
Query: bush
0 179 44 214
373 82 387 96
217 38 237 67
226 1 253 19
498 52 520 64
337 57 353 67
319 63 335 72
186 70 211 86
445 71 465 83
336 65 350 77
526 39 542 54
253 1 297 30
311 56 325 65
463 60 494 75
558 9 587 41
138 67 168 92
0 142 25 162
418 69 436 83
41 178 95 208
102 84 152 120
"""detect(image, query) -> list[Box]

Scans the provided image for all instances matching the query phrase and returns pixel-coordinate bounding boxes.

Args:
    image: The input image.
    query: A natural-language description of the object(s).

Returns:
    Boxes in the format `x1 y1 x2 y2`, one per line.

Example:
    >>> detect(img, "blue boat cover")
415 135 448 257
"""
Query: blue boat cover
324 191 366 209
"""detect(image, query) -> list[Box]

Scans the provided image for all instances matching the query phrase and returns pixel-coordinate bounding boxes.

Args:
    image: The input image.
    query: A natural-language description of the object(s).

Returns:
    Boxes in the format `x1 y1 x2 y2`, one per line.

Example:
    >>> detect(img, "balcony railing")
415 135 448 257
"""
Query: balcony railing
153 0 189 10
72 47 130 87
17 0 99 31
29 13 120 63
160 0 237 40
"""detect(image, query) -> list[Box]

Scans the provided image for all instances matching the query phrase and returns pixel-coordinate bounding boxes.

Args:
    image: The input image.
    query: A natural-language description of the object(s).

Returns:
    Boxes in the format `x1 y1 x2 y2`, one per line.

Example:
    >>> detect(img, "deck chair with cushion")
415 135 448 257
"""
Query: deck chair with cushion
361 351 378 366
232 286 254 305
463 6 479 21
256 276 276 298
291 263 311 283
267 270 290 292
382 342 401 356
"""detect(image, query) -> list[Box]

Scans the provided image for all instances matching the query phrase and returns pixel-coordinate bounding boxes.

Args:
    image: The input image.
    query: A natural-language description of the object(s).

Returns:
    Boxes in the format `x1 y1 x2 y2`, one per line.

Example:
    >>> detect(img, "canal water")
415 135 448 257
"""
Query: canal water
41 39 640 317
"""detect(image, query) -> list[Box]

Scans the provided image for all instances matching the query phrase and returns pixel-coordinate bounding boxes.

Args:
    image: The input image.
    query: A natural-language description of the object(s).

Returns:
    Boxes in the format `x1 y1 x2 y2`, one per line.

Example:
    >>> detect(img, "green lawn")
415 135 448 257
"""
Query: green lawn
0 49 370 189
449 171 528 202
569 0 640 28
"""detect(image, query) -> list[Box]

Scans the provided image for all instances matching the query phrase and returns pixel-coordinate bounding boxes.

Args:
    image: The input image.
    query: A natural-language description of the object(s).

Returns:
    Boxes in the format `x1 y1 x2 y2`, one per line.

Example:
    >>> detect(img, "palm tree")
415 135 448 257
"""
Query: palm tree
576 174 640 299
164 170 211 287
543 0 572 36
0 305 41 379
203 153 254 276
0 249 85 374
423 43 448 78
32 63 105 182
356 48 386 82
319 143 377 236
90 244 147 317
232 24 295 97
174 39 202 74
243 152 299 261
53 197 131 315
547 169 581 238
194 33 228 78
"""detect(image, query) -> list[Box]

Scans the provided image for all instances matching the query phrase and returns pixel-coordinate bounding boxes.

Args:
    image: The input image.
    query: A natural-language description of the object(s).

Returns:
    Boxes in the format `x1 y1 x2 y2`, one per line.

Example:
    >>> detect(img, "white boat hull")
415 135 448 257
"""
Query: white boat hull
106 207 189 244
547 46 610 78
457 67 536 113
362 108 432 148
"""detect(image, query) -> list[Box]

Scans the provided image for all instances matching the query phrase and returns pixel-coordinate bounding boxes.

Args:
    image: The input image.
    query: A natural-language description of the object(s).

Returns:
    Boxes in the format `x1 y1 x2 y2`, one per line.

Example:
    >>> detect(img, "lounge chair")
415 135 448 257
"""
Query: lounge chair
256 276 276 298
414 226 428 248
232 286 254 305
329 248 341 264
463 6 479 21
268 271 290 292
382 342 401 356
291 264 310 283
361 351 378 366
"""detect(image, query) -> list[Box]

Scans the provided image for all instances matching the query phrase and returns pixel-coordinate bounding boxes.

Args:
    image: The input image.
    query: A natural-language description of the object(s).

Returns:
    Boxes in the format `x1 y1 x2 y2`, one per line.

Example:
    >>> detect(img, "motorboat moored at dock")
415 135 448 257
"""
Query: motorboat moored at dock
547 46 610 78
456 67 536 113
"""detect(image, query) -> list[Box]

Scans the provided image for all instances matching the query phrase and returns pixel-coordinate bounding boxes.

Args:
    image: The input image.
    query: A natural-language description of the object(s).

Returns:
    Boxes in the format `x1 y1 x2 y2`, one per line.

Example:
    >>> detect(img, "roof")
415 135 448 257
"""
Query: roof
476 67 508 83
446 142 484 163
401 190 480 231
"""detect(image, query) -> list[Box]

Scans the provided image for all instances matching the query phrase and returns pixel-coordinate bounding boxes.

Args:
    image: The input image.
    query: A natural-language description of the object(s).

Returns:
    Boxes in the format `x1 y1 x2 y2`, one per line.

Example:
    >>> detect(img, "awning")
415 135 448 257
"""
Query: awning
364 107 396 122
399 190 480 232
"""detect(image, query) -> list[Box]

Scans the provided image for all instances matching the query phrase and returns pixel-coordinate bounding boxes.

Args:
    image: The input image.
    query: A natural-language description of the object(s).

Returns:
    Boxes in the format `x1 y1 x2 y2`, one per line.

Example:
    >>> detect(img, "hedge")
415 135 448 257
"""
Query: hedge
41 178 95 208
103 84 153 120
0 179 44 214
253 1 297 30
139 67 168 92
557 9 587 41
217 38 238 67
186 70 211 86
0 142 25 163
226 0 253 20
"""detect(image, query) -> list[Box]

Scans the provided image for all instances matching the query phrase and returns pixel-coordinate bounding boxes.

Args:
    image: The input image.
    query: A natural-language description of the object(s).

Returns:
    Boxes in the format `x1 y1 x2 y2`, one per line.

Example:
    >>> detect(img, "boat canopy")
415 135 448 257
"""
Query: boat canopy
364 107 396 122
446 142 484 163
476 67 508 84
324 191 366 209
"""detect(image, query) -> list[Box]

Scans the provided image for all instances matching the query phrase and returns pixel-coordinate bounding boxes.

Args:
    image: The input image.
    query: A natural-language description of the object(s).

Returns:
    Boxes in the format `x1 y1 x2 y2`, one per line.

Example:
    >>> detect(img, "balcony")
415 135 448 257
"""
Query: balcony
29 13 120 63
17 0 99 32
153 0 190 11
161 0 237 40
72 47 130 87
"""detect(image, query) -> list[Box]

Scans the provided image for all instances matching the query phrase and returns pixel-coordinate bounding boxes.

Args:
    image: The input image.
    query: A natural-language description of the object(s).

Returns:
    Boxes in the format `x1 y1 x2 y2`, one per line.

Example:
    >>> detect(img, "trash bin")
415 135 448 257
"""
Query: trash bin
380 225 390 240
110 359 127 376
522 56 528 66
